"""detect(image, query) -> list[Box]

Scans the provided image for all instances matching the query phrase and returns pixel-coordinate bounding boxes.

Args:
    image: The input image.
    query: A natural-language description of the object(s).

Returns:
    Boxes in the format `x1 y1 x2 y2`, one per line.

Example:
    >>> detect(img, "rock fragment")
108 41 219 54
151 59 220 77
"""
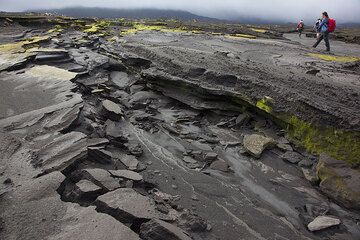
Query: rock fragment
316 154 360 209
77 168 121 191
118 154 139 171
243 134 275 158
108 169 143 181
210 160 229 172
110 71 131 89
204 152 218 162
301 168 319 185
95 188 168 223
307 216 341 232
235 112 251 126
281 151 303 164
140 219 192 240
101 100 123 121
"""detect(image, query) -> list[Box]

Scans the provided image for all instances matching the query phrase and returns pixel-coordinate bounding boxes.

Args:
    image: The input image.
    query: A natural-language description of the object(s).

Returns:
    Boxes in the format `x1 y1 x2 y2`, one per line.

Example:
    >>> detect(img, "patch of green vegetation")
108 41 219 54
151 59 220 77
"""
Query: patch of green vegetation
0 36 50 54
84 20 111 33
251 28 267 33
307 53 360 63
47 25 63 34
225 34 257 39
256 97 273 113
120 23 189 36
286 115 360 167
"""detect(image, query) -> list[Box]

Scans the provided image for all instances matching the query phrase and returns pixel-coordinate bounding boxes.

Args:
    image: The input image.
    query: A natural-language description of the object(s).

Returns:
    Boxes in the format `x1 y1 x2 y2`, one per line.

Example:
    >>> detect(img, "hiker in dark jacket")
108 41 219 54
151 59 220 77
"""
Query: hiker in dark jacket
313 12 330 51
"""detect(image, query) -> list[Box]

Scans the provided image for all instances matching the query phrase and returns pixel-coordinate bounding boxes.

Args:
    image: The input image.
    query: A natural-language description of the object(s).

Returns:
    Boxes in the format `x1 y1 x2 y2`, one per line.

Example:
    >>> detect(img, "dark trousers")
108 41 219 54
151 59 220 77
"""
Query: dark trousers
313 31 330 51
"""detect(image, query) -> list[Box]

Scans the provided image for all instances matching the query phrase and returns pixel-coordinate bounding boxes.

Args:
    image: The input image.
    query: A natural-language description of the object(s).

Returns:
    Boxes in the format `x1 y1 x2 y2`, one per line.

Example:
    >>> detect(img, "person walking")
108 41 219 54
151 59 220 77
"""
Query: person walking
297 20 304 38
313 12 336 52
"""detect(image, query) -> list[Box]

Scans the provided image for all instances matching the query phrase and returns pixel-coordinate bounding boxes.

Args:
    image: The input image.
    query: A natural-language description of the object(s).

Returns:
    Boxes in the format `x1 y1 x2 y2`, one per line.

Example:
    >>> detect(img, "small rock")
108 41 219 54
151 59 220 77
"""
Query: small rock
210 160 229 172
183 156 197 164
281 151 303 164
204 152 218 162
102 100 123 121
243 134 275 158
126 143 143 156
298 159 313 168
227 53 236 58
172 184 178 190
140 219 192 240
307 216 341 232
3 178 12 184
235 113 250 126
118 155 139 171
301 168 319 185
276 143 293 152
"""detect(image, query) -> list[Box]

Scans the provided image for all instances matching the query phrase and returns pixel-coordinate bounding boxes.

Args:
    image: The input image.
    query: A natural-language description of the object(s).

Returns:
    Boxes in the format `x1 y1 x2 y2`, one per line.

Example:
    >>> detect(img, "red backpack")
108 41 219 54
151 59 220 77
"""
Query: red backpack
327 18 336 32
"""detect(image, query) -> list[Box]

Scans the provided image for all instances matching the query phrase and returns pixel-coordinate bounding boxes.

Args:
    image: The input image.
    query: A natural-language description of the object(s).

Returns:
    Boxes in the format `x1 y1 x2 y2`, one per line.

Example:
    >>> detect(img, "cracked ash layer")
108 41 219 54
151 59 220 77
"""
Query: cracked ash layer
1 14 360 240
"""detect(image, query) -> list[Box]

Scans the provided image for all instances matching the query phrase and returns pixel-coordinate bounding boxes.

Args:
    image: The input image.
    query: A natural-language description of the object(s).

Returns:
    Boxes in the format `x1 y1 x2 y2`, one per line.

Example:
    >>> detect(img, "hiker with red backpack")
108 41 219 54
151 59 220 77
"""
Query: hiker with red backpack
313 12 336 52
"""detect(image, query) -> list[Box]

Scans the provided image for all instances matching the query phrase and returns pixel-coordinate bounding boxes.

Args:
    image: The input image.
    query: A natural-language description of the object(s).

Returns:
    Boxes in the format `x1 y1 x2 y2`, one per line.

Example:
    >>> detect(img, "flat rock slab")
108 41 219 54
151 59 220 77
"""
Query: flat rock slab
307 216 341 232
102 100 123 121
109 169 143 181
36 132 88 174
81 168 121 191
95 188 167 223
118 154 139 171
0 65 78 119
76 179 103 194
49 205 140 240
243 134 275 158
140 219 192 240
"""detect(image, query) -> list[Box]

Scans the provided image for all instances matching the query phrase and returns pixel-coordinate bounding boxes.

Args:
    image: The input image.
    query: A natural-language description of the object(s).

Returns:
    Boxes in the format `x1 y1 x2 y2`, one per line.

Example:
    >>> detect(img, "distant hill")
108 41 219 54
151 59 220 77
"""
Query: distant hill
31 7 220 22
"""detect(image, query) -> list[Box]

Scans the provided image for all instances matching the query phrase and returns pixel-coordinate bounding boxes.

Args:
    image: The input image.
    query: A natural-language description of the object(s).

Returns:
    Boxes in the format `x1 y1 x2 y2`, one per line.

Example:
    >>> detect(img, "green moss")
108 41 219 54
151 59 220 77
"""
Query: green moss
225 34 257 39
256 97 273 113
84 20 111 33
307 53 360 63
286 116 360 166
120 23 190 36
47 25 63 34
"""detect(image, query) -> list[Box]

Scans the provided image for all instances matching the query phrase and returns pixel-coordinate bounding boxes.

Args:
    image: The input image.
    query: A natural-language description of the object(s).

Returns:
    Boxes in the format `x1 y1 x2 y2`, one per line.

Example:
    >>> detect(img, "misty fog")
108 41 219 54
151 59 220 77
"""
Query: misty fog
0 0 359 23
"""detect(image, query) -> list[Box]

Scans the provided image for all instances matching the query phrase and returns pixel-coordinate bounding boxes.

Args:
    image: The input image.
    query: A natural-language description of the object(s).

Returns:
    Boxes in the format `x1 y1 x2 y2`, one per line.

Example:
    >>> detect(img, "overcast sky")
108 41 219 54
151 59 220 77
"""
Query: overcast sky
1 0 360 23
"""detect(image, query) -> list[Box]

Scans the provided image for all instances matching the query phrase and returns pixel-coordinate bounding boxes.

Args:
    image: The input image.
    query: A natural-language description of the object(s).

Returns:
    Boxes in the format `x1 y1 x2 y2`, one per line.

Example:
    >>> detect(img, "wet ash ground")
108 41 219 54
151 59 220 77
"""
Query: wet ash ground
0 19 360 240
